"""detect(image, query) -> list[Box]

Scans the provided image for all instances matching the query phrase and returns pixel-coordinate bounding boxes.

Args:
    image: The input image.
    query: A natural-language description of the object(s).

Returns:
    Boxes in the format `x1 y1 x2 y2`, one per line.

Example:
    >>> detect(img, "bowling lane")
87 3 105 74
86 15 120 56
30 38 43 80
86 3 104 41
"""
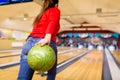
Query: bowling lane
0 55 20 64
0 65 47 80
0 51 20 57
0 47 88 80
0 52 20 64
112 50 120 63
0 66 20 80
0 47 73 64
56 49 103 80
57 47 72 52
58 48 87 64
0 47 70 57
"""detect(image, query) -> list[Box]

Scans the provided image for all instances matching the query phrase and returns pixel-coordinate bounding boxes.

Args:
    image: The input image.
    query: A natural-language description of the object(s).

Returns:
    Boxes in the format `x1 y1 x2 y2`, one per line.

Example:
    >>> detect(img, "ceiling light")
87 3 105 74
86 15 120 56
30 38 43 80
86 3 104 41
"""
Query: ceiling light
23 17 27 21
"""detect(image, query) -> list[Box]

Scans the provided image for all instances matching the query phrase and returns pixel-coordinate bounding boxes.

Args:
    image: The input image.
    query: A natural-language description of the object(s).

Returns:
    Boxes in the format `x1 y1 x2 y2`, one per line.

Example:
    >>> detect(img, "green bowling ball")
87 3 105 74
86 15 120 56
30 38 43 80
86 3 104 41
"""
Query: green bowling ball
27 45 56 72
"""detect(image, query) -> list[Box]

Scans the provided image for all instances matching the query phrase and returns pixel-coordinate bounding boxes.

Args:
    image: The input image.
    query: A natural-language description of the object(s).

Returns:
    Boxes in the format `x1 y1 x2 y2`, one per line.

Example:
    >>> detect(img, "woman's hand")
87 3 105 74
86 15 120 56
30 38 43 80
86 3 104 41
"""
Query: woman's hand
35 38 50 46
35 34 51 46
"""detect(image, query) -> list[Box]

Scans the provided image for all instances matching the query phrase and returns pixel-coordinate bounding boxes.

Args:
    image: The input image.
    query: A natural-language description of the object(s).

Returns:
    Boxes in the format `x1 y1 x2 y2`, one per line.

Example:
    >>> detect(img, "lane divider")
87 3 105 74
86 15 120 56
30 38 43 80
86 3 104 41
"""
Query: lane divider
102 49 112 80
0 61 19 69
107 49 120 69
105 48 120 80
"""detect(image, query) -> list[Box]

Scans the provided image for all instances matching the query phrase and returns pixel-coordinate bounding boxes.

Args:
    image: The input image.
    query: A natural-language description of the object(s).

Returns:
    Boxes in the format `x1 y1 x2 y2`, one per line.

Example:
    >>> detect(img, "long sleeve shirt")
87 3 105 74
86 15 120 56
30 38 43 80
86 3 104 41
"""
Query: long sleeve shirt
30 7 60 43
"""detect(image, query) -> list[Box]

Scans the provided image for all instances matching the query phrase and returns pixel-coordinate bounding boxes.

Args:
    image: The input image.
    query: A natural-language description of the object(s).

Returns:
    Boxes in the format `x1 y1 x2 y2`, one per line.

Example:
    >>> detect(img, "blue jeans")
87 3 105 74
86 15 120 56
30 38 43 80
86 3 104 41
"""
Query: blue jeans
17 37 57 80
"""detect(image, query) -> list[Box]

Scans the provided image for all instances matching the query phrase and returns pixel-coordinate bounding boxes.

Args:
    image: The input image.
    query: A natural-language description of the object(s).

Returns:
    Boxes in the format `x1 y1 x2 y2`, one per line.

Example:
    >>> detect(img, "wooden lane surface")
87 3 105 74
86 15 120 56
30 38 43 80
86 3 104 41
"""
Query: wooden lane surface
0 47 72 64
0 46 69 57
0 47 88 80
58 48 87 64
0 52 20 56
57 47 72 52
0 47 70 57
112 50 120 63
0 47 85 65
0 65 47 80
0 55 20 64
56 49 103 80
0 52 20 64
0 51 21 65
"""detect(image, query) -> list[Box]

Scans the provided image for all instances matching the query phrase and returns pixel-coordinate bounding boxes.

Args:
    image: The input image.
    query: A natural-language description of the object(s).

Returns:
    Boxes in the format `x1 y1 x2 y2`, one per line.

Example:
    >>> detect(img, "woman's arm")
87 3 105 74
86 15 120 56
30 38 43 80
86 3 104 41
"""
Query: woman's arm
35 8 60 46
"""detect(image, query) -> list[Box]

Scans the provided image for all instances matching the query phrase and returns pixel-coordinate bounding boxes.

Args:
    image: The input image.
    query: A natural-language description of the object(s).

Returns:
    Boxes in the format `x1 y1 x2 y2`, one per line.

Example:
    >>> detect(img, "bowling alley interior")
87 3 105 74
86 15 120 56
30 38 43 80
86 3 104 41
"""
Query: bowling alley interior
0 0 120 80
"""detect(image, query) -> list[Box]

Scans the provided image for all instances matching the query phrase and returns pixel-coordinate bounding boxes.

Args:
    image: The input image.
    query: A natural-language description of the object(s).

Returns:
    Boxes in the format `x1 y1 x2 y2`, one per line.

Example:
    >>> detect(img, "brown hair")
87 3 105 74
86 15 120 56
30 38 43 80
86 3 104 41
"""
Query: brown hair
33 0 59 26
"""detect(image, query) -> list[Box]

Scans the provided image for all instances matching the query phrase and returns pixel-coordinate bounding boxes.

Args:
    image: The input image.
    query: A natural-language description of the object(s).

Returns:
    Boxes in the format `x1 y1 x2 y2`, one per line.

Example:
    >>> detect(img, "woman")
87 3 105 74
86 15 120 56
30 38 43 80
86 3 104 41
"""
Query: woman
17 0 60 80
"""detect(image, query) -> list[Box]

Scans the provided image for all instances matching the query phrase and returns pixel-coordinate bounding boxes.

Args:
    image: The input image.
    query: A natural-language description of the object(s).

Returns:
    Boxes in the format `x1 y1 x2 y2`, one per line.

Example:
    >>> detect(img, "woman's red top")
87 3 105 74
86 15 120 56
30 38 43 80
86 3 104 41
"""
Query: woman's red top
29 7 60 43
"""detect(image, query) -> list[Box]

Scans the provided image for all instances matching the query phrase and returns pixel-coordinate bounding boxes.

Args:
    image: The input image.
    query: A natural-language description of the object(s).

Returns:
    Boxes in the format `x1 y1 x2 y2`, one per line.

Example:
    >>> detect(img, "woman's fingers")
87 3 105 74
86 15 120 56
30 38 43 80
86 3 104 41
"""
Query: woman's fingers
35 39 50 46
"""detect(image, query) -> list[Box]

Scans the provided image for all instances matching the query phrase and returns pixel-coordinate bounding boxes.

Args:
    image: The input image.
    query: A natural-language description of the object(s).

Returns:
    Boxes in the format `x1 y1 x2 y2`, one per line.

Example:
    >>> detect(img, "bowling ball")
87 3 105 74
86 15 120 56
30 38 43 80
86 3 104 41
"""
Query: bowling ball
27 45 56 72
